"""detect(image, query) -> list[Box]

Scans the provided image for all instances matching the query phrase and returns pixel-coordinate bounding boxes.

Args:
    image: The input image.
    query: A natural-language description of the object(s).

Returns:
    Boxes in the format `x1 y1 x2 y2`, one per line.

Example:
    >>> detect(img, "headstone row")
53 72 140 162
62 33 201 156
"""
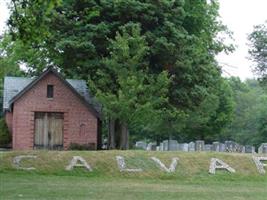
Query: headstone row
135 140 266 154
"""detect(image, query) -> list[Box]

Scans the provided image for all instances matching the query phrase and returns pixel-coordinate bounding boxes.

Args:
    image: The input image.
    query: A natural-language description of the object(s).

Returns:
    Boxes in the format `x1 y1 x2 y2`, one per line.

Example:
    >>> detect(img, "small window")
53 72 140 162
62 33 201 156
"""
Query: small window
47 85 54 98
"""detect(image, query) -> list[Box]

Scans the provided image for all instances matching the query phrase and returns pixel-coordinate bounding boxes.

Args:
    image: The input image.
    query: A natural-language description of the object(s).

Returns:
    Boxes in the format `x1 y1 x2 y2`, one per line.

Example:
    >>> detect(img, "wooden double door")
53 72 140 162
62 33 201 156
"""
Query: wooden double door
34 112 64 150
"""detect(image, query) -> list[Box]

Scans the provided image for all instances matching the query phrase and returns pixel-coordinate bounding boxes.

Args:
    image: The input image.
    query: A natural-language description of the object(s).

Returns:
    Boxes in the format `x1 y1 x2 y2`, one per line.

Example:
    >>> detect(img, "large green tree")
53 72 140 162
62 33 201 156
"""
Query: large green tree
93 24 179 149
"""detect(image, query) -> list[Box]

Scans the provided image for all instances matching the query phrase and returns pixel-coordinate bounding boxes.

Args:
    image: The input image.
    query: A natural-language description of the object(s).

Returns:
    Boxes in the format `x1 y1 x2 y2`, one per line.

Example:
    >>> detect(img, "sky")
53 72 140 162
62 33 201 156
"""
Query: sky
1 0 267 80
216 0 267 80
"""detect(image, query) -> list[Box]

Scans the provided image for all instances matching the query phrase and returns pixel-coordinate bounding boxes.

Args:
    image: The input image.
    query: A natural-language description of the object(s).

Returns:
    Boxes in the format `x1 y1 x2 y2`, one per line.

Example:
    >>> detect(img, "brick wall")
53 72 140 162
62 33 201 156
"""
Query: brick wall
9 72 98 150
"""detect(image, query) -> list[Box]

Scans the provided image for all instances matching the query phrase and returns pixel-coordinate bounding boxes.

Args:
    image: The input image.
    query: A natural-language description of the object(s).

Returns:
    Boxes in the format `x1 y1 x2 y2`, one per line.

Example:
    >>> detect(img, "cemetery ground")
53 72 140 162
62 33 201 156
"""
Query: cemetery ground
1 151 267 200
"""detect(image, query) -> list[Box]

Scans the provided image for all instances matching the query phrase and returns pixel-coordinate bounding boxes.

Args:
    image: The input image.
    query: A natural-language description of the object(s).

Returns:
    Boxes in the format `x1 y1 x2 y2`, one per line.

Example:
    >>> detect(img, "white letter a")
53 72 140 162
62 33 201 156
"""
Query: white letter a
65 156 92 171
209 158 235 174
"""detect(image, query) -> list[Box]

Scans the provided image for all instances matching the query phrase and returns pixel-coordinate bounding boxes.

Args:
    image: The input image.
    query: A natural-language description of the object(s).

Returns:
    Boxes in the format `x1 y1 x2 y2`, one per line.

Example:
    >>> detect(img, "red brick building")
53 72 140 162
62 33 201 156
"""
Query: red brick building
3 67 101 150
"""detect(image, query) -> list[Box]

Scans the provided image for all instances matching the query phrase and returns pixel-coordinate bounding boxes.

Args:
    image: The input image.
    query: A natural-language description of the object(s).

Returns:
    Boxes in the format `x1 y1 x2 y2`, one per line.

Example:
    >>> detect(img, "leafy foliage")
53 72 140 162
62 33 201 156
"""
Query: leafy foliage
0 34 23 116
248 22 267 82
8 0 232 107
222 78 267 146
95 24 172 125
181 77 234 142
0 118 11 146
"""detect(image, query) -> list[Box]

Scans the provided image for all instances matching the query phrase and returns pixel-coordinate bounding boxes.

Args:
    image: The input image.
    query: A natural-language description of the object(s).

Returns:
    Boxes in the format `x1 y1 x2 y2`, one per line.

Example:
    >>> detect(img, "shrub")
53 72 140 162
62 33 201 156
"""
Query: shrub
68 143 96 151
0 118 11 146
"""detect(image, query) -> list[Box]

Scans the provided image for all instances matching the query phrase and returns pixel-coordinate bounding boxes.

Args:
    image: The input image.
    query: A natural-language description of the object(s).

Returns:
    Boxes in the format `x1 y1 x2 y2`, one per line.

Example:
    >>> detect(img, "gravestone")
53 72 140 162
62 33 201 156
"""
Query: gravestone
178 143 189 152
244 145 255 153
219 143 226 152
159 143 164 151
233 142 240 152
188 142 195 152
236 144 245 153
225 141 235 152
163 140 169 151
162 140 178 151
212 142 220 152
204 144 212 152
241 146 245 153
258 143 267 154
195 140 205 151
135 141 147 150
146 142 157 151
235 143 243 153
169 140 179 151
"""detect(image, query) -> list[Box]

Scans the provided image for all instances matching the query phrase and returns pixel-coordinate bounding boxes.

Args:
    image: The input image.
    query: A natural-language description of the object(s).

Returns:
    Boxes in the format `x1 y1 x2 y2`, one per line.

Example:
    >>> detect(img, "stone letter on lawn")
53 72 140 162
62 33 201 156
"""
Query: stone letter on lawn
209 158 236 174
151 157 179 173
116 156 143 172
13 155 37 170
65 156 92 171
252 156 267 174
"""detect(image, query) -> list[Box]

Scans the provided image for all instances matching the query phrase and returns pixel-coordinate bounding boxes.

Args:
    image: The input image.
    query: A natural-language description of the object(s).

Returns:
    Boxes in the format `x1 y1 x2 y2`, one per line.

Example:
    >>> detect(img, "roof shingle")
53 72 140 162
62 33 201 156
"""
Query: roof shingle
3 76 100 114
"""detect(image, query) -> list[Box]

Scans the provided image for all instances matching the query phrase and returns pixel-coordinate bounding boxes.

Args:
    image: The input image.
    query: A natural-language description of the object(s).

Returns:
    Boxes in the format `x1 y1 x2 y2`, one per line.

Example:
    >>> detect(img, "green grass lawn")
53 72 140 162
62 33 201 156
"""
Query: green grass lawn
1 151 267 200
1 172 267 200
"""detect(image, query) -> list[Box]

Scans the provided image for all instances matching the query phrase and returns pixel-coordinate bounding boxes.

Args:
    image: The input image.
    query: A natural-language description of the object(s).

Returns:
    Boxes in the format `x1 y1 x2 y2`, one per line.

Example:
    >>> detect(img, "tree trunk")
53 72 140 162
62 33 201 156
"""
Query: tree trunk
108 119 129 150
108 118 116 149
119 122 129 150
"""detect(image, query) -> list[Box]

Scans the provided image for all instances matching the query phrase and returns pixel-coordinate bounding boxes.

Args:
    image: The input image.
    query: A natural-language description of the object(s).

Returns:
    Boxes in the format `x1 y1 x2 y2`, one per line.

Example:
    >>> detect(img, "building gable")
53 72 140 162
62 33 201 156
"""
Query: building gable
4 67 100 119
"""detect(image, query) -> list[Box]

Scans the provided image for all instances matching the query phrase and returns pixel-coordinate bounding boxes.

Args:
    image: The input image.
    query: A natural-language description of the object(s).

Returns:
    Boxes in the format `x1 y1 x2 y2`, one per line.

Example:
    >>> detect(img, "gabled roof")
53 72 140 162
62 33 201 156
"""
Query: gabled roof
3 67 101 119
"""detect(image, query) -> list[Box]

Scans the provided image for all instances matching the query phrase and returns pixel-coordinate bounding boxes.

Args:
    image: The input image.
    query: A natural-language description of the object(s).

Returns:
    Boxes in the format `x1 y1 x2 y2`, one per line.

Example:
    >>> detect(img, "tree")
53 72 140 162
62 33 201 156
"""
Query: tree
222 77 267 146
248 22 267 83
0 34 23 116
181 77 234 142
93 23 181 149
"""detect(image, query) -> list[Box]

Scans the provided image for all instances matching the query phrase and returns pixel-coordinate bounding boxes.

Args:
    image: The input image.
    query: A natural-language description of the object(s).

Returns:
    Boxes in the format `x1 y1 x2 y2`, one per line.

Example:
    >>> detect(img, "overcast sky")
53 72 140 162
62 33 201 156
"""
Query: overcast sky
1 0 267 80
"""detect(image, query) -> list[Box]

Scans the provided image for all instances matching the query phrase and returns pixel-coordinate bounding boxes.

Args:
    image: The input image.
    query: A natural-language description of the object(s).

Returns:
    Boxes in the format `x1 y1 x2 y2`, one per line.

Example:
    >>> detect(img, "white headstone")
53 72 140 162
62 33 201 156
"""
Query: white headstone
195 140 205 151
163 140 169 151
159 143 164 151
219 143 226 152
179 143 189 152
225 141 234 152
146 142 157 151
258 143 267 154
212 142 220 152
244 145 255 153
204 144 212 152
135 141 147 150
188 142 195 152
168 140 178 151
